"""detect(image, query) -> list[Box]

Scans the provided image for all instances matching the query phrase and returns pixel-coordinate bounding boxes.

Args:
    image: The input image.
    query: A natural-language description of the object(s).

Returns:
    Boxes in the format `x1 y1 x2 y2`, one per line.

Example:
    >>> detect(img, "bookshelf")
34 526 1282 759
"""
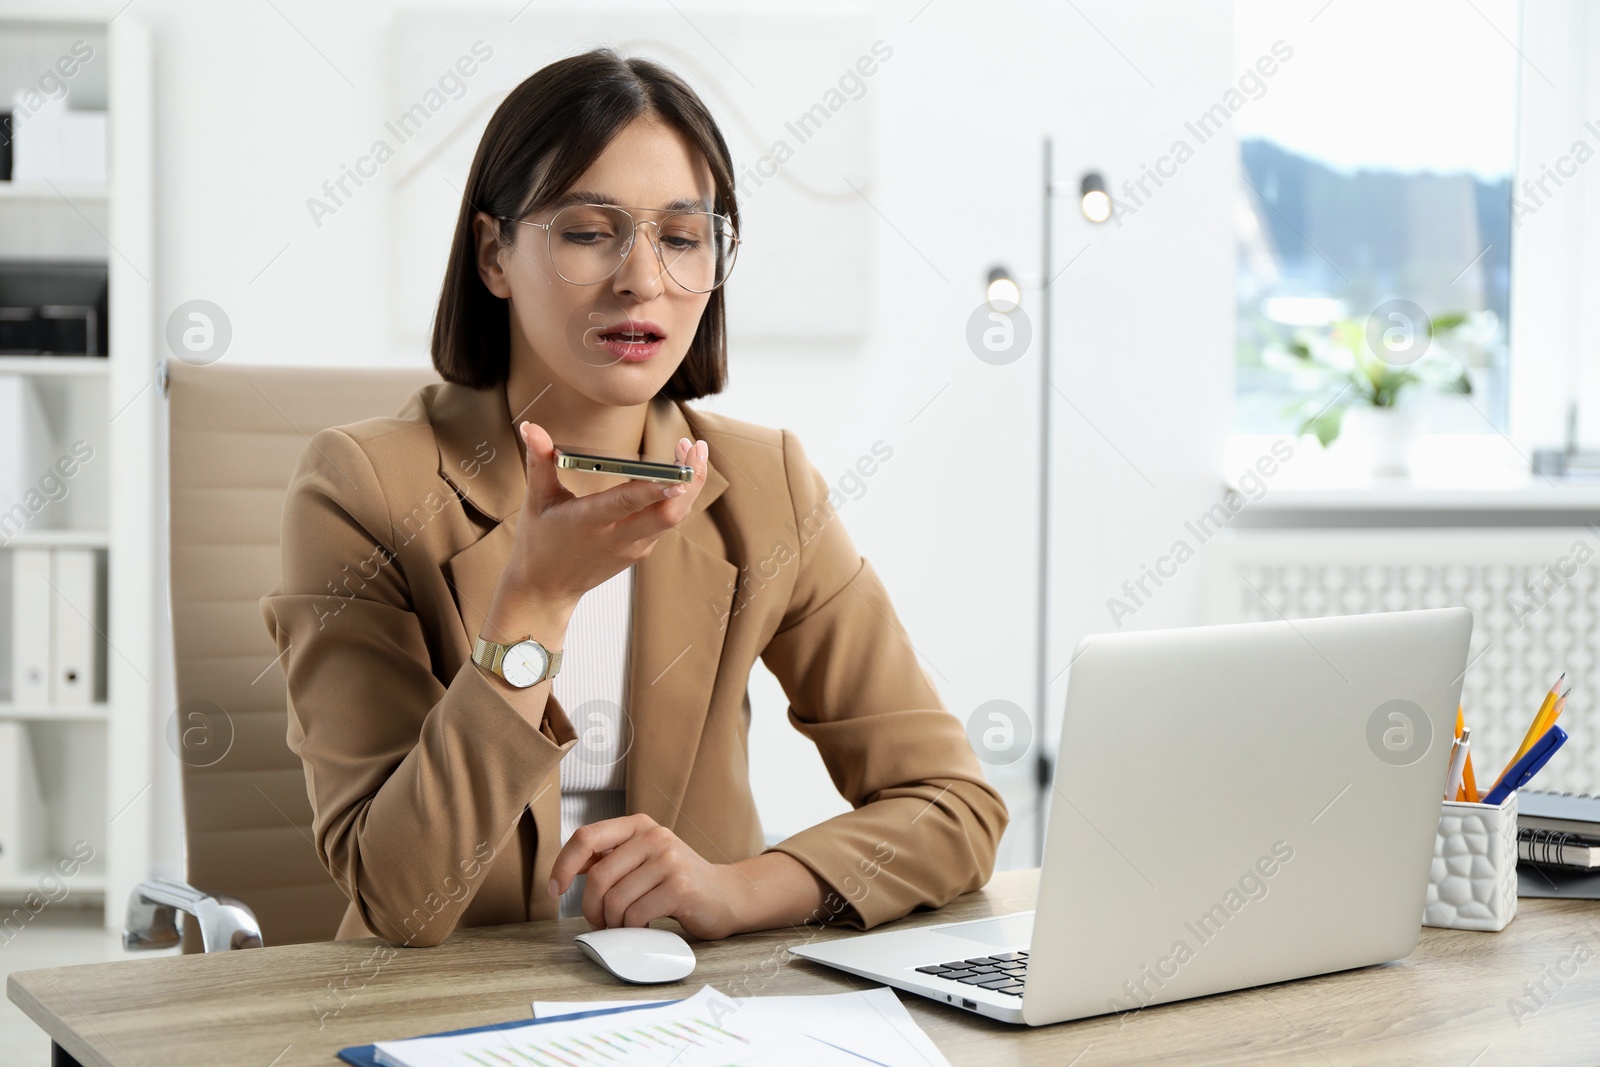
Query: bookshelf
0 14 153 927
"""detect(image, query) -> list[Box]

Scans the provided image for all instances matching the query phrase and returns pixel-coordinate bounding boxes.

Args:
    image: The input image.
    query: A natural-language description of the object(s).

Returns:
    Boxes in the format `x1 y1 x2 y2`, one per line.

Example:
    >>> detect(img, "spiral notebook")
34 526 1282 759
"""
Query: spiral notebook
1516 789 1600 899
1518 827 1600 869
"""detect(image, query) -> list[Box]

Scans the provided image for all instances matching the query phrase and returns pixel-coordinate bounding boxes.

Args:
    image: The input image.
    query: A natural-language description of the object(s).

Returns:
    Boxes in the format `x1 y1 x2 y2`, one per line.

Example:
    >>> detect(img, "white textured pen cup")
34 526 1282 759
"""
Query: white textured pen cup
1423 792 1518 932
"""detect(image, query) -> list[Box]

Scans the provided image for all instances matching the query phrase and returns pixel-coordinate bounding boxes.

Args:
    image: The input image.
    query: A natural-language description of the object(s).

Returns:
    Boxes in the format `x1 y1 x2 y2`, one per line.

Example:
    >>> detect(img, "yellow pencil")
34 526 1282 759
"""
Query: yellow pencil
1518 685 1570 765
1546 691 1569 733
1491 673 1565 791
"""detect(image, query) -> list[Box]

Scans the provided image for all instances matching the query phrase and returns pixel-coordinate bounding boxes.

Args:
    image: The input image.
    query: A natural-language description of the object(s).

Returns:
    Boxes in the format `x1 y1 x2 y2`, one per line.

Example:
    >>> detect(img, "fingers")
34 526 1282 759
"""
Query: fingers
595 471 690 524
560 818 730 934
548 813 655 896
672 437 709 500
520 421 570 513
589 846 674 929
617 882 679 930
608 437 710 541
576 829 660 929
579 822 683 929
606 859 677 928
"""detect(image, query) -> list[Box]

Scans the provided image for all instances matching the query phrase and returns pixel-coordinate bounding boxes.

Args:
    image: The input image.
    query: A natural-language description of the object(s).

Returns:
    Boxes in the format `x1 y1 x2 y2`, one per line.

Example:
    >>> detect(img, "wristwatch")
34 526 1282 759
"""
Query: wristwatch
472 634 563 689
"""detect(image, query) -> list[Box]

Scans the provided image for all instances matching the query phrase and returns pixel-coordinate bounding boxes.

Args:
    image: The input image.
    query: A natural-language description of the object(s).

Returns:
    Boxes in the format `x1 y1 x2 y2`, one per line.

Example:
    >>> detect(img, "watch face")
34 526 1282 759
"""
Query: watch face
501 641 549 688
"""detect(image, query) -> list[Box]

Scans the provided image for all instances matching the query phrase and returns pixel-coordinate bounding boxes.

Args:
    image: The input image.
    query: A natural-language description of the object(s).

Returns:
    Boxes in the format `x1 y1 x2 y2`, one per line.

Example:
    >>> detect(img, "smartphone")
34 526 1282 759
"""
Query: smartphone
553 445 694 485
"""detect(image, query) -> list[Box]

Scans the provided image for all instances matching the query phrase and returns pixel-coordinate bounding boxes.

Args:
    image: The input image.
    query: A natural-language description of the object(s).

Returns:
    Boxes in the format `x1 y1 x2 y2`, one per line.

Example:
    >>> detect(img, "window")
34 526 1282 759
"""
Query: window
1232 0 1519 436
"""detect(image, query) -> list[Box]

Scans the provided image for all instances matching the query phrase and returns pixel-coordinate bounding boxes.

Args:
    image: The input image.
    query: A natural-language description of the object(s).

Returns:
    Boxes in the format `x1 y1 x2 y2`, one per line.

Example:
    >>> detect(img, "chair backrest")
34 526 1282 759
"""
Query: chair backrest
165 359 440 948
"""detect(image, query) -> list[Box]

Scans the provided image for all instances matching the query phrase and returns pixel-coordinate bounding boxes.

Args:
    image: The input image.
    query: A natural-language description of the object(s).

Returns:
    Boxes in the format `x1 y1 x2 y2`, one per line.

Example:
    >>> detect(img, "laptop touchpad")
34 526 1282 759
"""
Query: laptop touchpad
938 914 1035 950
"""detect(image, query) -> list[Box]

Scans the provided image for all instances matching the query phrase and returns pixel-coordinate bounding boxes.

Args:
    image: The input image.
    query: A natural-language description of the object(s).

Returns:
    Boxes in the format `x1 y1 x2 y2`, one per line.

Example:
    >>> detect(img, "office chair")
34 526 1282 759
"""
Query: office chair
124 359 439 952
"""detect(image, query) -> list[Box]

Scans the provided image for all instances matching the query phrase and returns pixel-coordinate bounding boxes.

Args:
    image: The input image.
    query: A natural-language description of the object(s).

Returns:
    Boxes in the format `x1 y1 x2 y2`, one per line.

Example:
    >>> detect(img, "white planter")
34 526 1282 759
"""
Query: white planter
1340 406 1421 477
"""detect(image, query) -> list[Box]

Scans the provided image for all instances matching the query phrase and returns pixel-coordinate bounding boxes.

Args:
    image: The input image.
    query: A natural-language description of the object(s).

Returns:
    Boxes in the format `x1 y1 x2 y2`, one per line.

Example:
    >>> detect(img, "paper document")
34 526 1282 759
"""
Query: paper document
533 996 670 1017
533 986 950 1067
375 984 950 1067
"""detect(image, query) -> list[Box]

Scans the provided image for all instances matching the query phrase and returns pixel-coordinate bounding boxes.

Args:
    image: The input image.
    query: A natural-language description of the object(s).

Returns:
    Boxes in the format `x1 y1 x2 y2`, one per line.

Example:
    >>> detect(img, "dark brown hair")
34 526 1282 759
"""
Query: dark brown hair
430 49 737 398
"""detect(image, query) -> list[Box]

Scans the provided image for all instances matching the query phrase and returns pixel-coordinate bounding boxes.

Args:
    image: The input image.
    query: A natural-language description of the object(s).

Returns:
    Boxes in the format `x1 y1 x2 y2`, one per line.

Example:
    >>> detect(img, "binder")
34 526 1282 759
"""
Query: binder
0 721 42 880
50 547 99 706
11 547 52 706
0 377 50 536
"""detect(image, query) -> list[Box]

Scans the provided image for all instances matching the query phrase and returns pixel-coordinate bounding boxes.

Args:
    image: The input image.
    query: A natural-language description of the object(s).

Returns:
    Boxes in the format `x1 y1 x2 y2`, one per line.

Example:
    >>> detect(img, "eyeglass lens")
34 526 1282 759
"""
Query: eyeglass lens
546 205 736 291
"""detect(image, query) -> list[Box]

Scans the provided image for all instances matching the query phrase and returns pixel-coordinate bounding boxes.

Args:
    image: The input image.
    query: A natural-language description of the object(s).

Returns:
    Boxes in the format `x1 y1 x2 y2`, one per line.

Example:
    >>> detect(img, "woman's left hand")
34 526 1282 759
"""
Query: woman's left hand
548 813 748 939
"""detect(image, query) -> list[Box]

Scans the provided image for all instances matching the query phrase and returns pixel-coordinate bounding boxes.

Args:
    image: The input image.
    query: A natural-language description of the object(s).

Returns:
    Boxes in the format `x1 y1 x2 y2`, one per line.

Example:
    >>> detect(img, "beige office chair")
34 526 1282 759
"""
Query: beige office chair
125 359 439 952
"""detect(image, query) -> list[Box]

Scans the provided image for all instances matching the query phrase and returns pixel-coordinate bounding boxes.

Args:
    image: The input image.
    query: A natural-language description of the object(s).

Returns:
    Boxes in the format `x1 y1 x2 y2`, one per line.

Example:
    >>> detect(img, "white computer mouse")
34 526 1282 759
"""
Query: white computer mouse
573 927 696 984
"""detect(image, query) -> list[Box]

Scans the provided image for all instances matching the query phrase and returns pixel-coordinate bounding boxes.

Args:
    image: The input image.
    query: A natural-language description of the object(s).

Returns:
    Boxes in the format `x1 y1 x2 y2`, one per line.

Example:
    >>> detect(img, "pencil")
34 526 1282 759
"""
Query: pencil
1456 705 1479 803
1495 673 1565 788
1520 686 1571 766
1544 690 1569 734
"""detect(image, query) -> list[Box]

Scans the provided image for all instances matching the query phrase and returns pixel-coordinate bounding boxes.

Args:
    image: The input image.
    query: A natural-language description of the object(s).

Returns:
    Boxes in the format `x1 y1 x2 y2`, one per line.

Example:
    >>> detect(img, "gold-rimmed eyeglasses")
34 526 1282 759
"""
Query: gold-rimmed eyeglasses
500 203 740 293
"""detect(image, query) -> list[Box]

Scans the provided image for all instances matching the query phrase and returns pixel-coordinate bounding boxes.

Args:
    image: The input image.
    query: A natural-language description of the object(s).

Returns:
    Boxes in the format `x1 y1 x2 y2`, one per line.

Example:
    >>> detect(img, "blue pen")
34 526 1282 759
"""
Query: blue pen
1482 725 1568 806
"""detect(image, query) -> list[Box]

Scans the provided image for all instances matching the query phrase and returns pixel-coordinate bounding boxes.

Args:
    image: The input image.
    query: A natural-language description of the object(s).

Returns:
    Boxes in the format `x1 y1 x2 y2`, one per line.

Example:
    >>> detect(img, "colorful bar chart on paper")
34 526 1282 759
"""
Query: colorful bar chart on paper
451 1017 747 1067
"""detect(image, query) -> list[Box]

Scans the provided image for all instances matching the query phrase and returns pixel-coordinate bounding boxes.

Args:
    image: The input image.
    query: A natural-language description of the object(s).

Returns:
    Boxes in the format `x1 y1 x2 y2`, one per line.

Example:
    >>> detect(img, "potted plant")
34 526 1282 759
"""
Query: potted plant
1267 307 1486 476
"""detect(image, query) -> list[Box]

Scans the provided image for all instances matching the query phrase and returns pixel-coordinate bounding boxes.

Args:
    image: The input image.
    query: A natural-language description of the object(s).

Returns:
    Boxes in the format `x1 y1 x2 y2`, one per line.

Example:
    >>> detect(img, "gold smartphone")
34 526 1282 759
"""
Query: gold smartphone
553 445 694 485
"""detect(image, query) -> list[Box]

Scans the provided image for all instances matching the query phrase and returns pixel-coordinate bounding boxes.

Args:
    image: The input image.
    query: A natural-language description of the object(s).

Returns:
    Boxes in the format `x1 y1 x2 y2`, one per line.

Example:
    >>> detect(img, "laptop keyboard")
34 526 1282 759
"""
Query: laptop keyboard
914 951 1028 997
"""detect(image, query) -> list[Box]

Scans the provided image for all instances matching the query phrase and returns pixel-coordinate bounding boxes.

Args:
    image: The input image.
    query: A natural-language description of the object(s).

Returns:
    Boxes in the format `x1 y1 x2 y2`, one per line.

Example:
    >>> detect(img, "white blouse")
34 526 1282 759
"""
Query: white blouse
550 563 634 919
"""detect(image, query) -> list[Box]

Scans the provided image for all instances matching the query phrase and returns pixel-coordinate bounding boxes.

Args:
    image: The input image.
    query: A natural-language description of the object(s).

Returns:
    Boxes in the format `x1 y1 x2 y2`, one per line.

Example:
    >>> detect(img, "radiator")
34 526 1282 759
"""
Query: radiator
1206 529 1599 795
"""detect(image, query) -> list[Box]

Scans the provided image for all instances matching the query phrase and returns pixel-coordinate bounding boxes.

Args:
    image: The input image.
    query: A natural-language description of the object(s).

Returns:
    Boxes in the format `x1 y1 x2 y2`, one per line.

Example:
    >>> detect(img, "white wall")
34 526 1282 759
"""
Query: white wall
30 0 1239 883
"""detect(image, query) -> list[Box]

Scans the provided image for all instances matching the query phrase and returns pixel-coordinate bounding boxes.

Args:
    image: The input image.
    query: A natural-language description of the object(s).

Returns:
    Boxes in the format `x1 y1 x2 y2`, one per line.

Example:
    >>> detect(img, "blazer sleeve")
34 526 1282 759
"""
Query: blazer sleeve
759 430 1009 930
259 427 576 947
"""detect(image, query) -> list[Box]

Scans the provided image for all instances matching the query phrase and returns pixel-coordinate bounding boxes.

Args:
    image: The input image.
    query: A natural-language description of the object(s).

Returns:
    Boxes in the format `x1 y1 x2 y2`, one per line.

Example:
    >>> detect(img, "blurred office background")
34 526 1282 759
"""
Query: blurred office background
2 3 1598 1056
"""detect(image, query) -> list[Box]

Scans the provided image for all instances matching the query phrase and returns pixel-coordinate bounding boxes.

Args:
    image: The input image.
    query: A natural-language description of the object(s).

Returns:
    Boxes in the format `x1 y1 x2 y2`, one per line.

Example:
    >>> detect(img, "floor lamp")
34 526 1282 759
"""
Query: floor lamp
986 137 1111 864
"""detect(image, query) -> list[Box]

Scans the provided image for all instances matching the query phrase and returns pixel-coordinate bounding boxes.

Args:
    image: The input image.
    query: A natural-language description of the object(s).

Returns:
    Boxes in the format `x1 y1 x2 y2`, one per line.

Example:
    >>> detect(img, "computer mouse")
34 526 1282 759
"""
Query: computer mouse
573 927 696 984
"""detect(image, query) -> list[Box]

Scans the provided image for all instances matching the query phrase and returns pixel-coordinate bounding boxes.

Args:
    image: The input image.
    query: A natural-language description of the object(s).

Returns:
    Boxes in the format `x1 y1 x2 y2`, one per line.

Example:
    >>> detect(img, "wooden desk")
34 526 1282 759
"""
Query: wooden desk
10 869 1600 1065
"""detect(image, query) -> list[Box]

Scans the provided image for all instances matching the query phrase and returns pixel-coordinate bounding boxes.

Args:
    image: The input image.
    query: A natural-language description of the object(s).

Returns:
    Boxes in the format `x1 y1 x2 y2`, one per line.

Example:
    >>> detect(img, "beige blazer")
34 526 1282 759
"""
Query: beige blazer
260 379 1007 946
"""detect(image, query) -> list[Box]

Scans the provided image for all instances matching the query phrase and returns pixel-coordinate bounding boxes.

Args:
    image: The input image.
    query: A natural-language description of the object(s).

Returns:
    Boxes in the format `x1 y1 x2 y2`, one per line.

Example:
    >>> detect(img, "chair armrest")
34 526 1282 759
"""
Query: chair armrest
122 878 264 952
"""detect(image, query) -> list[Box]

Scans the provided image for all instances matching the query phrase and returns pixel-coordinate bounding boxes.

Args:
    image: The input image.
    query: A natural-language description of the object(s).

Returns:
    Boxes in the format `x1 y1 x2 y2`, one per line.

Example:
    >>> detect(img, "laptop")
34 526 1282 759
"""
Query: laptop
790 607 1472 1025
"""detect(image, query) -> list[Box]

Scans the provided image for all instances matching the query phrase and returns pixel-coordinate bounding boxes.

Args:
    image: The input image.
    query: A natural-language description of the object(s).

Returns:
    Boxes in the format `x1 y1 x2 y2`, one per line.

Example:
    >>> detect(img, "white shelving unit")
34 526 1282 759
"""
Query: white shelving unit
0 356 109 377
0 180 108 201
0 16 154 923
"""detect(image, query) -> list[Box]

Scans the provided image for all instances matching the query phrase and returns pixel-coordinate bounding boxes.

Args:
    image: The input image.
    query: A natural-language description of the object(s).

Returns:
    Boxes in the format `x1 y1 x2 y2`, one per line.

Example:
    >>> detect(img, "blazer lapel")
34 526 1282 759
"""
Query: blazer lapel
429 382 737 841
433 378 529 685
623 399 738 833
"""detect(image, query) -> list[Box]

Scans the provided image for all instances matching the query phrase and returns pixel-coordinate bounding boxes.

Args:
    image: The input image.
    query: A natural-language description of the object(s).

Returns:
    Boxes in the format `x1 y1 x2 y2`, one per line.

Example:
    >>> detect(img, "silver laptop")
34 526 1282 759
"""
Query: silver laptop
791 607 1472 1025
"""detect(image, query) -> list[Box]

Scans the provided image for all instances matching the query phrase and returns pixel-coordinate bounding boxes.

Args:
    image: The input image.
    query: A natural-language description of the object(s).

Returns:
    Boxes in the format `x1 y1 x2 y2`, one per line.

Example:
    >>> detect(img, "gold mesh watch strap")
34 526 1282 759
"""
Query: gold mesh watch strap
471 635 509 675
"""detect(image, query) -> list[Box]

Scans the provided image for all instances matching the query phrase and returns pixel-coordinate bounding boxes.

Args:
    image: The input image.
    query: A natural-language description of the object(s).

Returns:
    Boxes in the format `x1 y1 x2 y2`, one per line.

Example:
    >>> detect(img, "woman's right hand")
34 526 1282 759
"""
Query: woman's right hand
479 420 709 645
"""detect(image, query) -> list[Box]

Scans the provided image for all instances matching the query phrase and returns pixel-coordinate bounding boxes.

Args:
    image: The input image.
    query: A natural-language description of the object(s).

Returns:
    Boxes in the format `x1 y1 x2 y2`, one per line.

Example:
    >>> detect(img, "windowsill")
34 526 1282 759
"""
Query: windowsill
1225 433 1600 512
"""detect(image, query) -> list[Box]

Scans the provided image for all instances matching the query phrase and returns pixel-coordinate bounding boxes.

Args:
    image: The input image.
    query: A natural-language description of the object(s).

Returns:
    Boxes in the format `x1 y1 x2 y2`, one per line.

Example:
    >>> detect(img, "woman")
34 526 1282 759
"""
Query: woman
261 48 1006 948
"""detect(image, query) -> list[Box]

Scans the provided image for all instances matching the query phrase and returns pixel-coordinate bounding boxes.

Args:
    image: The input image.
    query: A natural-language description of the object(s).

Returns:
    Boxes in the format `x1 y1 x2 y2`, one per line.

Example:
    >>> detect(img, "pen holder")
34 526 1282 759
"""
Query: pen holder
1423 792 1518 932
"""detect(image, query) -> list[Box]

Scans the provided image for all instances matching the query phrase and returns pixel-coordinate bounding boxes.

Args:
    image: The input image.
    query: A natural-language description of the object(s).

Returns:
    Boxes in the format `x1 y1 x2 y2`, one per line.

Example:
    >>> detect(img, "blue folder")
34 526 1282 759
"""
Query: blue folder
337 998 677 1066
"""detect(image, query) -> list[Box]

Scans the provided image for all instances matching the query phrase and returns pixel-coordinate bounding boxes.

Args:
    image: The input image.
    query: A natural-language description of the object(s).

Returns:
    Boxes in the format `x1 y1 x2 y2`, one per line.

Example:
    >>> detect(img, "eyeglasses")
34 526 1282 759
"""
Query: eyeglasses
500 203 740 293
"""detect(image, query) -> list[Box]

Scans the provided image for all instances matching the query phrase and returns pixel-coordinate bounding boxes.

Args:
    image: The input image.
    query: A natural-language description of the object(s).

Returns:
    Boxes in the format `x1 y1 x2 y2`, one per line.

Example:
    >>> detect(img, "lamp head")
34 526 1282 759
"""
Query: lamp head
1080 172 1111 223
985 266 1020 312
